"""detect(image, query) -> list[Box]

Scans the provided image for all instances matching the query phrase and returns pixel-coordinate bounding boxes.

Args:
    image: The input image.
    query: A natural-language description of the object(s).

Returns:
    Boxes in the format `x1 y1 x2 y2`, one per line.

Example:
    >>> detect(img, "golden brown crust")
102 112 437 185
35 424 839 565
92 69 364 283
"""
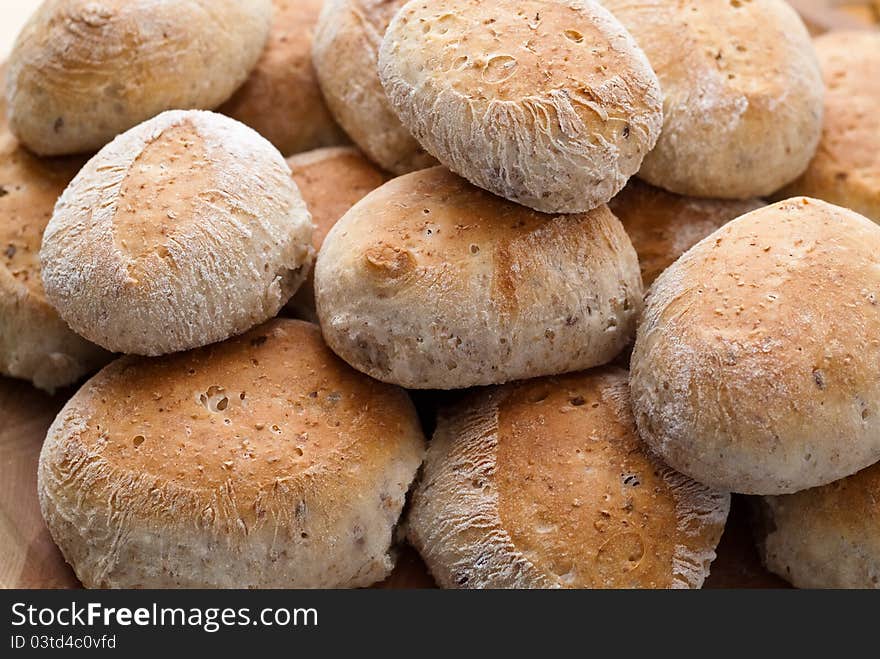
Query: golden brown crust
631 197 880 495
219 0 348 156
379 0 662 213
288 147 389 252
757 462 880 588
0 133 110 391
407 368 730 588
602 0 824 199
286 147 388 318
40 110 314 356
38 319 426 588
609 179 764 286
776 31 880 222
315 167 644 389
313 0 436 174
6 0 272 155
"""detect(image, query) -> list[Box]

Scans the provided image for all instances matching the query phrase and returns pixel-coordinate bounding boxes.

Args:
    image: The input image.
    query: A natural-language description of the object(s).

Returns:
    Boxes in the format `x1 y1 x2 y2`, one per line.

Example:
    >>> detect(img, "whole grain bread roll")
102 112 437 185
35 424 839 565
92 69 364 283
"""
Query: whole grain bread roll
315 167 643 389
312 0 435 174
0 133 110 391
286 147 388 319
631 198 880 495
608 180 764 286
5 0 272 156
38 319 426 588
776 31 880 222
378 0 662 213
40 110 313 356
407 368 730 589
600 0 823 199
756 462 880 589
219 0 348 157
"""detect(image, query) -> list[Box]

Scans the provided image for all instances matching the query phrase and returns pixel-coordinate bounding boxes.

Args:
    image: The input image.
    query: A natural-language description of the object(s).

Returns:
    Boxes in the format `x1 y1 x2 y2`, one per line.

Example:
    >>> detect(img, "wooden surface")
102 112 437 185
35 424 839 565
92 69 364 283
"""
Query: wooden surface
0 378 79 589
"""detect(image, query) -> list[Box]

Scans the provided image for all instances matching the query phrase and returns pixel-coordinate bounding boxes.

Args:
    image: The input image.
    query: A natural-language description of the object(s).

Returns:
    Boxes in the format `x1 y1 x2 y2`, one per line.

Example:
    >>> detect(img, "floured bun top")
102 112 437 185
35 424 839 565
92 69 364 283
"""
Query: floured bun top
40 110 314 356
6 0 273 155
378 0 662 213
631 197 880 495
602 0 823 199
407 368 730 588
315 167 643 389
312 0 436 174
38 319 426 588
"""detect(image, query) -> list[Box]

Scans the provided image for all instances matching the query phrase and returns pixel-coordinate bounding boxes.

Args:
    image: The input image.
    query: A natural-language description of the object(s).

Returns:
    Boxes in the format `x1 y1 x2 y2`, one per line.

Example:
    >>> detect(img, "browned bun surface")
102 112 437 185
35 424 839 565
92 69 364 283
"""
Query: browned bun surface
38 319 426 588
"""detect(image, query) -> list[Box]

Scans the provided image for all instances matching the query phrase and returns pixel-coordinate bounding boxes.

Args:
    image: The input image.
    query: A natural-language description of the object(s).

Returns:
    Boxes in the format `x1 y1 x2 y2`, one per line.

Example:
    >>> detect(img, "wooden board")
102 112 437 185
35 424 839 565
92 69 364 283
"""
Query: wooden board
0 377 79 589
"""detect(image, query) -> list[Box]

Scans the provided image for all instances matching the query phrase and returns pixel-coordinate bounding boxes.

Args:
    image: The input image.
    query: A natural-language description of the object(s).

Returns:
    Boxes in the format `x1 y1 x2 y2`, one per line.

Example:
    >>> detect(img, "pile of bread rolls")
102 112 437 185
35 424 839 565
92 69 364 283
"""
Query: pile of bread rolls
2 0 878 589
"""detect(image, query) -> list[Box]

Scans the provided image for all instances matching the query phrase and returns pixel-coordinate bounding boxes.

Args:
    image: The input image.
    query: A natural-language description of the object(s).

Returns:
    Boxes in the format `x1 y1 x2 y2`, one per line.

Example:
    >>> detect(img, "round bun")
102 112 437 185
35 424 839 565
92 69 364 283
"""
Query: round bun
378 0 662 213
631 198 880 495
286 147 387 318
407 368 730 588
756 462 880 589
40 110 313 356
776 31 880 222
602 0 824 199
0 133 110 391
315 167 643 389
313 0 435 174
608 179 763 286
219 0 348 156
6 0 272 156
38 319 426 588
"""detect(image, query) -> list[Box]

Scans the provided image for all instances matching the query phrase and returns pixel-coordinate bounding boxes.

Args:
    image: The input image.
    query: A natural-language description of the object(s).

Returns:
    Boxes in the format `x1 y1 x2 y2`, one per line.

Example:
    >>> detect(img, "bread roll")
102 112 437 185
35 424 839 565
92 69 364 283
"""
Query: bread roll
286 147 387 319
0 133 110 391
219 0 348 156
608 180 764 286
378 0 662 213
40 110 313 356
315 167 643 389
631 198 880 495
776 31 880 222
38 319 426 588
756 462 880 589
407 368 730 589
601 0 824 199
6 0 272 155
312 0 435 174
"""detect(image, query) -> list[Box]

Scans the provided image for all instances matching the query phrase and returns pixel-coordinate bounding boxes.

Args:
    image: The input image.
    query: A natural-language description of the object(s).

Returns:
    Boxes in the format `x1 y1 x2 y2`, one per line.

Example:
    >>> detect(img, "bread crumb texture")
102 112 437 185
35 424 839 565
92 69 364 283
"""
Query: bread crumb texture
37 320 426 588
40 110 314 356
631 197 880 494
601 0 824 198
407 368 730 588
378 0 662 212
315 167 643 389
